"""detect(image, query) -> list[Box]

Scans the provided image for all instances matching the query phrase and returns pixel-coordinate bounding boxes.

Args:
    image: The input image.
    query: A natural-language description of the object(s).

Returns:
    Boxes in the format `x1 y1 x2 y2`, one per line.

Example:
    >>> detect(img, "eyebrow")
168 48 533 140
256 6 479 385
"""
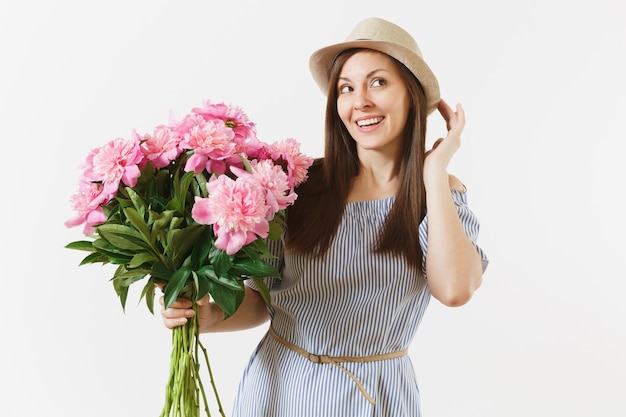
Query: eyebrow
338 68 388 83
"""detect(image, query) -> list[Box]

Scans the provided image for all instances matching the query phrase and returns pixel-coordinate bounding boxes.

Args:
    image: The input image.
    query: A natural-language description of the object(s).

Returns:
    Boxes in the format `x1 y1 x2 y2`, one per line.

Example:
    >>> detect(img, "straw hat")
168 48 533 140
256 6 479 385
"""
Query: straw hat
309 17 440 114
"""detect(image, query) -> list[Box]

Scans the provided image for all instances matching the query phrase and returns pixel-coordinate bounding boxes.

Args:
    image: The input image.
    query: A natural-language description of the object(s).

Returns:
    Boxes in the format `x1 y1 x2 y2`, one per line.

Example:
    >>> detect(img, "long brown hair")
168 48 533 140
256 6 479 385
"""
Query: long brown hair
286 48 429 272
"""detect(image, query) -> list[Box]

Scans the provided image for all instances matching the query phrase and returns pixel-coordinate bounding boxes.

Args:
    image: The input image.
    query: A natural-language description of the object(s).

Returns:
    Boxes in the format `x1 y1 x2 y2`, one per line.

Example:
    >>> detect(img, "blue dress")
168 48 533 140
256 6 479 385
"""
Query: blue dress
233 190 488 416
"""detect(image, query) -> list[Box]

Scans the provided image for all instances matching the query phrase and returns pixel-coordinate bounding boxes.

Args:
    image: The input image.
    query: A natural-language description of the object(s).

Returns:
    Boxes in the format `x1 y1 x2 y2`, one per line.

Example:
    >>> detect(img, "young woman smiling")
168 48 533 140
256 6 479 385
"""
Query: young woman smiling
161 17 489 416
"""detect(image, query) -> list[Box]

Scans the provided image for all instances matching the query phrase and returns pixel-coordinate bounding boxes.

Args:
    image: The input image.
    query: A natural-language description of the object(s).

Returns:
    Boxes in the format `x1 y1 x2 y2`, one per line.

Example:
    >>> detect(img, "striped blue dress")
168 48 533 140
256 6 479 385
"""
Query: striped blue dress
234 190 488 416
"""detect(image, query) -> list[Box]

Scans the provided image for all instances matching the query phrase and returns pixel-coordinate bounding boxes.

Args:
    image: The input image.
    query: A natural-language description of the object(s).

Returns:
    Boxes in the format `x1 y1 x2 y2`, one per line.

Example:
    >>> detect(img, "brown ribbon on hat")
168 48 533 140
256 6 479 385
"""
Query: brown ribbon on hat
269 325 409 406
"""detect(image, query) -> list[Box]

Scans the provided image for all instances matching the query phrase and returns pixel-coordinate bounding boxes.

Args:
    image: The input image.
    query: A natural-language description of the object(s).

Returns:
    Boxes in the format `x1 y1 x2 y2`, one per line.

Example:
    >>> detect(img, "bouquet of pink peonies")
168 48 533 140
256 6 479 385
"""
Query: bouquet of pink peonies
65 99 313 417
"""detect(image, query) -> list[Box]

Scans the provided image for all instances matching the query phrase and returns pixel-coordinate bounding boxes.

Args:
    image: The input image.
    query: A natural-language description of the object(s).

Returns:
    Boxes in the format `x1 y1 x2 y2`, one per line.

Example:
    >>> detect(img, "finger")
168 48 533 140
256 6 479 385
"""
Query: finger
447 108 465 137
437 99 454 128
159 296 194 309
161 304 195 320
163 316 190 329
454 103 465 129
196 294 210 306
444 103 465 134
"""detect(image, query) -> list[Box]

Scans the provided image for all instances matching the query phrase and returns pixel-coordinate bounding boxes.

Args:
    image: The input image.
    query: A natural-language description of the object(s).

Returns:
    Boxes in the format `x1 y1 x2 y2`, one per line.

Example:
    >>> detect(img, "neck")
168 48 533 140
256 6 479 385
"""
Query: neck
347 164 399 202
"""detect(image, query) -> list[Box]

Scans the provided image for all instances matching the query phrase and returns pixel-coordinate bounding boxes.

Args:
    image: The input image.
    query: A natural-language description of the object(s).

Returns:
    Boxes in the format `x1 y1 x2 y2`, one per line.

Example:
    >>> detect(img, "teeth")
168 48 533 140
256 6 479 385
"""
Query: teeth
357 117 382 127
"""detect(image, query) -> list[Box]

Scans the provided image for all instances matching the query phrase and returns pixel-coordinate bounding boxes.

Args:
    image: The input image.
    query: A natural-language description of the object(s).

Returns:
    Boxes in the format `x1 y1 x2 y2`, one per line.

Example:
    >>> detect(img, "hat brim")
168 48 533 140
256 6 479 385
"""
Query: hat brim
309 40 440 114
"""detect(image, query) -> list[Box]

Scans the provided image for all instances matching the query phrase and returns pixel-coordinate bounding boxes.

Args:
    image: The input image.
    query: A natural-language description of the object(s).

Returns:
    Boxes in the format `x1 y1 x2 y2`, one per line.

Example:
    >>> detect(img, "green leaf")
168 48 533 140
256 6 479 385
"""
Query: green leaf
270 212 288 229
209 246 232 277
172 216 185 229
239 244 261 262
197 265 243 291
170 224 205 265
150 210 175 236
114 196 133 211
111 268 148 305
190 227 214 268
167 169 195 213
194 272 210 301
250 277 272 307
96 224 151 252
151 262 174 281
116 285 129 311
126 187 147 217
65 240 95 251
113 267 151 280
140 277 157 315
128 252 158 268
92 239 134 263
239 154 254 172
241 239 273 260
194 171 209 198
178 170 196 198
207 279 244 317
154 169 171 200
112 265 132 310
267 220 284 240
163 267 192 308
79 251 109 265
123 207 152 244
234 258 280 278
92 237 133 255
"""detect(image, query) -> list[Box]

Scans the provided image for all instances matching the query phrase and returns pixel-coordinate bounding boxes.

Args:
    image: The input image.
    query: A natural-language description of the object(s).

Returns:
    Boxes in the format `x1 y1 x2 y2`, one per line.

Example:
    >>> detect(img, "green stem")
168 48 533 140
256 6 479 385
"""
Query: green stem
188 305 207 417
193 308 212 417
160 297 224 417
199 338 226 417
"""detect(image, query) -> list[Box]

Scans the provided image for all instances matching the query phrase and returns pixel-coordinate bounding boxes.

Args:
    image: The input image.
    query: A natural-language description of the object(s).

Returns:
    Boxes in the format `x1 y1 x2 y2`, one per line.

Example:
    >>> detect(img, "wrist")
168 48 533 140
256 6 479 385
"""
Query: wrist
423 168 448 192
198 302 224 333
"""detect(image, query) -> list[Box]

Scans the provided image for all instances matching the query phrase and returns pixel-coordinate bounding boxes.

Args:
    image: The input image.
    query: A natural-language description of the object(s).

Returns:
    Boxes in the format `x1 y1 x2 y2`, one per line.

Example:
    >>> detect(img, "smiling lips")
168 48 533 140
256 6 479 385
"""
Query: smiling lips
356 116 384 127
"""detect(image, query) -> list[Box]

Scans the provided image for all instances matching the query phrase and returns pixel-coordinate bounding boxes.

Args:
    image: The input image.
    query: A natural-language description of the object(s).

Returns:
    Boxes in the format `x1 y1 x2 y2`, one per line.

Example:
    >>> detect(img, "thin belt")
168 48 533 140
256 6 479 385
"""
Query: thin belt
268 326 408 406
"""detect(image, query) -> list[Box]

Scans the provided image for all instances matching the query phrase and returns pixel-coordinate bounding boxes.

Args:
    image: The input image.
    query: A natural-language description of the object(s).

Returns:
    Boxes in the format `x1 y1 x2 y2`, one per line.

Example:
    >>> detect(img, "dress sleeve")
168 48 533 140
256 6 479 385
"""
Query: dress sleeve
418 189 489 273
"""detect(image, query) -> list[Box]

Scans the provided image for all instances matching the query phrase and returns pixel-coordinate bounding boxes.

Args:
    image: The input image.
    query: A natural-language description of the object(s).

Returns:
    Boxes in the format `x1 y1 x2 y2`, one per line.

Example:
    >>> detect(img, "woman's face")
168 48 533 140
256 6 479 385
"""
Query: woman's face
336 50 410 157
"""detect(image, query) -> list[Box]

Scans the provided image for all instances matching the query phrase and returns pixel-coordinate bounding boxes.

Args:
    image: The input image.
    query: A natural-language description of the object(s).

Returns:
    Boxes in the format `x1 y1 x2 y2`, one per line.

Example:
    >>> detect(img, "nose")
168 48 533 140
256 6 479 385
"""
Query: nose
353 89 371 111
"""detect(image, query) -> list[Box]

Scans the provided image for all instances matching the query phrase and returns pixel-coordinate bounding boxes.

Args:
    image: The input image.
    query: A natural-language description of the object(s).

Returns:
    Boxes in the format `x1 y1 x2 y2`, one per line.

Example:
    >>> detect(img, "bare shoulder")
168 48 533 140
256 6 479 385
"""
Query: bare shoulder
448 174 467 192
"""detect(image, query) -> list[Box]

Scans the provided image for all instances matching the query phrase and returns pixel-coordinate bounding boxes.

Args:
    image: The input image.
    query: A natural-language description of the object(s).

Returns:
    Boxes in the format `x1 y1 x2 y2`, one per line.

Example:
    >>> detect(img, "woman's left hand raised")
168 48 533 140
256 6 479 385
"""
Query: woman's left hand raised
424 99 465 177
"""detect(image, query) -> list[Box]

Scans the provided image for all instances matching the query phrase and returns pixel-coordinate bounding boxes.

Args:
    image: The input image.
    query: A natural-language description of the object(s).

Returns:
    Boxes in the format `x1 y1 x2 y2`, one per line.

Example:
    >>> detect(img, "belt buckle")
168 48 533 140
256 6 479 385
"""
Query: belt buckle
307 353 323 364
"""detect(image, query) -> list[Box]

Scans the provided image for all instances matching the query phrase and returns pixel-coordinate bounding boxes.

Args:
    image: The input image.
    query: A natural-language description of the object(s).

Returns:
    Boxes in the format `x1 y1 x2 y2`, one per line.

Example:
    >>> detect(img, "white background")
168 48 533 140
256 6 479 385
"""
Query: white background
1 0 624 416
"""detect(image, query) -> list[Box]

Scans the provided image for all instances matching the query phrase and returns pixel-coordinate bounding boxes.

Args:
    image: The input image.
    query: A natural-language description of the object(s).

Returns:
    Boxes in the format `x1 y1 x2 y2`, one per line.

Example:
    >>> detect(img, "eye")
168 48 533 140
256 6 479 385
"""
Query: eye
338 84 353 94
371 78 387 88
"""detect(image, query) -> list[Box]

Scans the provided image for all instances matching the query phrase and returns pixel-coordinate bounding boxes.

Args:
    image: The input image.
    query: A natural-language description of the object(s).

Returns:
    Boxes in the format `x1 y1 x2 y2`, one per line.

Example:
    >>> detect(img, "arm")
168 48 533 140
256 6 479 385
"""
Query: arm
160 285 270 333
423 100 484 307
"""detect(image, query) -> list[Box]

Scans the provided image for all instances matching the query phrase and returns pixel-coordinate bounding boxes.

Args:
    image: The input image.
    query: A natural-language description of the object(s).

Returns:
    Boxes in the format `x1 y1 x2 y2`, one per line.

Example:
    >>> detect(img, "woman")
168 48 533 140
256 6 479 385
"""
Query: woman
161 17 489 416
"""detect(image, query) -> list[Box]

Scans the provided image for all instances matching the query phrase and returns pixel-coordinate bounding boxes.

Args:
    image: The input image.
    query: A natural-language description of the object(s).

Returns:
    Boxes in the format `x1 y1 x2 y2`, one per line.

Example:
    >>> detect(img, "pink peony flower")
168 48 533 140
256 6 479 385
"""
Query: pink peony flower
182 120 237 175
231 160 296 219
65 180 109 234
138 125 183 169
270 138 314 187
248 142 273 161
192 100 261 155
83 136 143 200
191 175 269 255
172 113 205 137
